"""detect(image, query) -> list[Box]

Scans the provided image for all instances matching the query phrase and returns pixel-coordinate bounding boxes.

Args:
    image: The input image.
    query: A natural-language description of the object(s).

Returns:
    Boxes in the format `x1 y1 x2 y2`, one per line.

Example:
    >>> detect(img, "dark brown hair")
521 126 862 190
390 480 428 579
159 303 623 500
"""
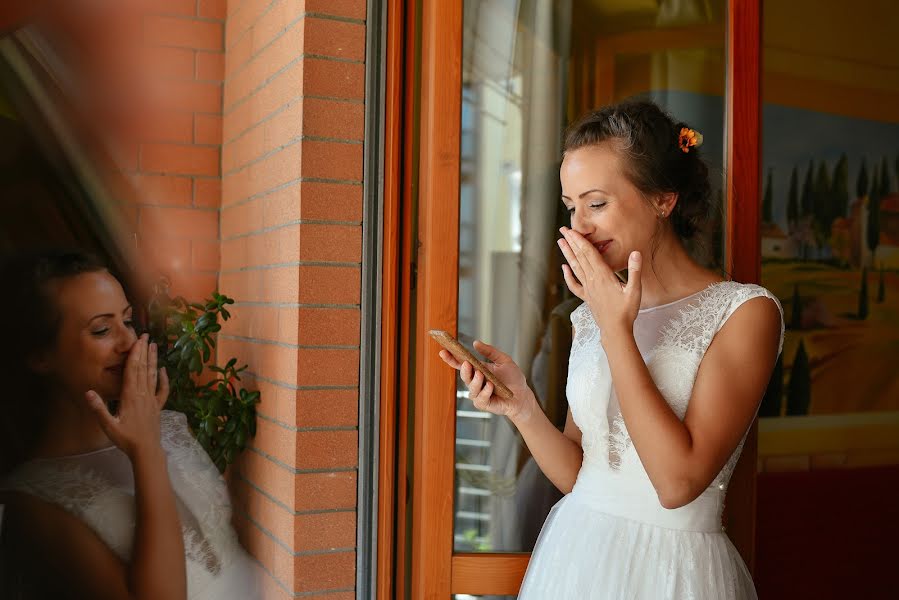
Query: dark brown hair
0 249 107 474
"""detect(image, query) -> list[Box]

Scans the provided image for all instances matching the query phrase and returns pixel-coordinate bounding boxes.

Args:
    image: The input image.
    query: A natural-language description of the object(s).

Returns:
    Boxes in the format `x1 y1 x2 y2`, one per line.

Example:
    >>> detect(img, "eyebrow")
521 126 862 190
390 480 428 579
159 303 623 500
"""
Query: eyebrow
561 188 611 201
88 305 133 325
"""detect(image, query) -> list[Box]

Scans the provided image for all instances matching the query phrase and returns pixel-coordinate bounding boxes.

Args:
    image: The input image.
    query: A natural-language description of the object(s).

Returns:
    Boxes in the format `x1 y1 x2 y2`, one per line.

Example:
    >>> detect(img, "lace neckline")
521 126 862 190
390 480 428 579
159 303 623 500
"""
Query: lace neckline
31 444 119 462
638 280 727 313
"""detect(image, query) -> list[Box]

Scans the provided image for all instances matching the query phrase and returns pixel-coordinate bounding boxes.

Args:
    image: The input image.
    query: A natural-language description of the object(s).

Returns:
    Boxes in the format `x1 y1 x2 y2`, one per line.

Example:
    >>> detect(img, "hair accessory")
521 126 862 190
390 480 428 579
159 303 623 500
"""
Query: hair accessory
678 127 703 153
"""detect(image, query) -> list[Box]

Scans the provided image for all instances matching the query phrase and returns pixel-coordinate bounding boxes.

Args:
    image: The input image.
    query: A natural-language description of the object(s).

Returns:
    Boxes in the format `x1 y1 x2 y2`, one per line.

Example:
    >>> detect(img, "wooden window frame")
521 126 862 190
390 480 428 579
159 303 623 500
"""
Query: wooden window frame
379 1 763 597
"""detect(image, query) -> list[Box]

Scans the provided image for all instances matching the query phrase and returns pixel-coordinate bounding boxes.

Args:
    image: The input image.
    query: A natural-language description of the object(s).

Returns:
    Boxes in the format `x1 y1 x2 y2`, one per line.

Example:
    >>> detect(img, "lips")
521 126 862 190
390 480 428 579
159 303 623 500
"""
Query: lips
106 364 125 376
593 240 613 254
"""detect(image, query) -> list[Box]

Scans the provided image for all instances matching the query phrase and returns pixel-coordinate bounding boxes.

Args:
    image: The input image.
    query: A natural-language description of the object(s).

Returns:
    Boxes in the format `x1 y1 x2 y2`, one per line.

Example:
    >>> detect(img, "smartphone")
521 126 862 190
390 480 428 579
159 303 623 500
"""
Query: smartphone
429 329 514 400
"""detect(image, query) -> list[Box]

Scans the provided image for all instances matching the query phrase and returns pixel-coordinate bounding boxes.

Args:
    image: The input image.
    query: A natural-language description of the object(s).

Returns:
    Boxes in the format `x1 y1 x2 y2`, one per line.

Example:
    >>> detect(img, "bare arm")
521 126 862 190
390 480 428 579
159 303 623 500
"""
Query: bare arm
442 340 585 495
1 487 184 600
602 297 782 508
81 334 186 599
128 444 186 599
509 400 584 494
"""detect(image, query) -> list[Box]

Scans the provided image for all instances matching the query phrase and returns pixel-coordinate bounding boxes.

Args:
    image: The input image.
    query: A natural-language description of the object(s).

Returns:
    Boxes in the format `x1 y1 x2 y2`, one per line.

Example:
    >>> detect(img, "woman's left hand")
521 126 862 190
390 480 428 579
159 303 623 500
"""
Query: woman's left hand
558 226 642 335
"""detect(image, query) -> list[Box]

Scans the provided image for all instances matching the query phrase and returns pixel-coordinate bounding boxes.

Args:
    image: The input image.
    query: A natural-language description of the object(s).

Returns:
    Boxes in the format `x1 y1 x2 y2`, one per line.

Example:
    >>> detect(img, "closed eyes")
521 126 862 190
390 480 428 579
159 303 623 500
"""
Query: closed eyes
567 203 606 214
92 320 135 336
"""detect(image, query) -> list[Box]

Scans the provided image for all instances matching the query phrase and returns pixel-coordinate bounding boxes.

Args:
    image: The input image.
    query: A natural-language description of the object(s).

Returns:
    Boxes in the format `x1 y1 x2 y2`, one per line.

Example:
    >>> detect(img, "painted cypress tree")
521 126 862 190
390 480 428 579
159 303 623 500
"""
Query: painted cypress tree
801 160 815 217
791 283 802 330
867 167 881 266
759 353 784 417
870 162 877 197
786 340 811 416
798 161 816 260
833 154 850 219
814 162 833 240
763 168 774 223
877 267 886 303
787 165 800 226
856 158 869 199
881 157 892 195
858 267 869 320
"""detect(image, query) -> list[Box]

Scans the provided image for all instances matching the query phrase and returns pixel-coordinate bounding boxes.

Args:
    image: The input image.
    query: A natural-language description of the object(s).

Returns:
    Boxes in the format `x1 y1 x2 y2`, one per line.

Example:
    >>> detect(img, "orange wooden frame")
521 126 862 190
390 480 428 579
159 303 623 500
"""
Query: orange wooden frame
377 0 421 598
722 0 763 573
407 0 463 597
376 0 405 598
382 0 765 597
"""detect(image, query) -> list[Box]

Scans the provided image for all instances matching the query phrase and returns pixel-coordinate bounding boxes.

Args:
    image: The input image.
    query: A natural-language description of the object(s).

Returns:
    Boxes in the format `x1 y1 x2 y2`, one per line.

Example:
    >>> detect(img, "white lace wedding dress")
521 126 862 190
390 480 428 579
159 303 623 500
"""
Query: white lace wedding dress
518 281 784 599
1 411 261 599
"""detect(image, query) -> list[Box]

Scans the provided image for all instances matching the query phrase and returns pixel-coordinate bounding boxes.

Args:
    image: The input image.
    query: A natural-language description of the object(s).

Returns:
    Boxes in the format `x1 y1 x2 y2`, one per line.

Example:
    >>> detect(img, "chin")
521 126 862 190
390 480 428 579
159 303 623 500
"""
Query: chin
605 255 627 273
94 377 124 400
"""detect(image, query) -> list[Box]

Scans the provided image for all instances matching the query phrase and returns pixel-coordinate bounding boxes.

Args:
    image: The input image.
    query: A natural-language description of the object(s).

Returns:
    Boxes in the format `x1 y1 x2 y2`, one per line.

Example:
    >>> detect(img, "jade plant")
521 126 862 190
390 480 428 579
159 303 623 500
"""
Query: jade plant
146 278 259 472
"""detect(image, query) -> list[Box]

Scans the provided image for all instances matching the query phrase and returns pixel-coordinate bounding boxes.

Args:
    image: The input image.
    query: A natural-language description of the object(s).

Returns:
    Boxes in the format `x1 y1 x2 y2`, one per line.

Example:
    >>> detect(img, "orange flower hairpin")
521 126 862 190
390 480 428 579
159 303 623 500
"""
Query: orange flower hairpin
678 127 703 153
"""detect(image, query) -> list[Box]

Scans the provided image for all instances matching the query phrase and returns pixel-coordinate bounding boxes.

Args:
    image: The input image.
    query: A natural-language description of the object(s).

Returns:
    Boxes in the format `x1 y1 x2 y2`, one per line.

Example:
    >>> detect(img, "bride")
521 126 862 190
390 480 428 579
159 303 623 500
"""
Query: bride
439 101 783 599
0 249 260 599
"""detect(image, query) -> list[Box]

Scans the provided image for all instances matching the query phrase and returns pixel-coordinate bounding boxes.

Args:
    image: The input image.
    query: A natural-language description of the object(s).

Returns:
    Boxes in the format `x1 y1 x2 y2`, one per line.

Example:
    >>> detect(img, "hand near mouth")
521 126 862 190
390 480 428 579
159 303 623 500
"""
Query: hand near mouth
557 226 642 336
85 333 170 459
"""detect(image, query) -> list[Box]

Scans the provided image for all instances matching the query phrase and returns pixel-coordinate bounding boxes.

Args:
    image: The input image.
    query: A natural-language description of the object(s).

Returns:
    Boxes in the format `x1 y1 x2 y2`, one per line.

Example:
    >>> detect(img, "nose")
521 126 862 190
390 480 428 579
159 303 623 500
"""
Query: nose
114 321 138 354
570 207 595 237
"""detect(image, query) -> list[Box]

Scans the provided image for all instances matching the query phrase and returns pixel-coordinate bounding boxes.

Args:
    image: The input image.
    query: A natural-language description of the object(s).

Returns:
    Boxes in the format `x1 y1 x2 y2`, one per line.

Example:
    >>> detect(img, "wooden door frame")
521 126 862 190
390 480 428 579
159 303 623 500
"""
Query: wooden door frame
375 0 405 598
377 0 421 598
722 0 763 573
381 1 764 597
407 0 462 596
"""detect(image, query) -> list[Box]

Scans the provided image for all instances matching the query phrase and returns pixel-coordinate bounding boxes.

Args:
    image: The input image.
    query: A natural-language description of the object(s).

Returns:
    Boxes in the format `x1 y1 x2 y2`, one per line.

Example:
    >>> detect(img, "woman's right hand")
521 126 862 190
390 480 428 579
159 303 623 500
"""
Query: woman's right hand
84 333 169 460
438 340 538 425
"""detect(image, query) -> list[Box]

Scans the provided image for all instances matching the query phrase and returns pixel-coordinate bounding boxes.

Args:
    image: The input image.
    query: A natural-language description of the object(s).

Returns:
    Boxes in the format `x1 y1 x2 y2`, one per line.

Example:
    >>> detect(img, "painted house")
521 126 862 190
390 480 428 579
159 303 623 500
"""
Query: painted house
761 222 796 259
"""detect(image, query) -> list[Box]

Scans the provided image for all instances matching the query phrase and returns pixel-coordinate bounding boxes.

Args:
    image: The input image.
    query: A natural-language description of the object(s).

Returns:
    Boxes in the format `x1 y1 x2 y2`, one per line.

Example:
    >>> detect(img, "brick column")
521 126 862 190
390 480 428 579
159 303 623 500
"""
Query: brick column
220 1 366 597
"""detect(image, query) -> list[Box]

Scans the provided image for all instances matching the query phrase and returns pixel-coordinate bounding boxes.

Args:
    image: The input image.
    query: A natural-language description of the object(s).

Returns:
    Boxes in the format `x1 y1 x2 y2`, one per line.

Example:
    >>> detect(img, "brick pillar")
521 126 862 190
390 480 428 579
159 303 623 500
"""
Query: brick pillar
132 0 226 301
220 1 366 597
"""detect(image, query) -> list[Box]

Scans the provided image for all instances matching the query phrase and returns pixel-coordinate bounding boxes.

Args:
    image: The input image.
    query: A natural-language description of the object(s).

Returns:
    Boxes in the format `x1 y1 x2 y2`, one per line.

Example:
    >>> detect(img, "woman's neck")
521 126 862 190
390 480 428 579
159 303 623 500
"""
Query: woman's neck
638 232 723 309
32 390 113 459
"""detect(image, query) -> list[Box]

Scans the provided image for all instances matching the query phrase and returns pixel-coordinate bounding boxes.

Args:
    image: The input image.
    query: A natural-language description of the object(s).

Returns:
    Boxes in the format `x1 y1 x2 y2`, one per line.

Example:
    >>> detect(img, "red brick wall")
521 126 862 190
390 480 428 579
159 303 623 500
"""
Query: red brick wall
219 0 366 597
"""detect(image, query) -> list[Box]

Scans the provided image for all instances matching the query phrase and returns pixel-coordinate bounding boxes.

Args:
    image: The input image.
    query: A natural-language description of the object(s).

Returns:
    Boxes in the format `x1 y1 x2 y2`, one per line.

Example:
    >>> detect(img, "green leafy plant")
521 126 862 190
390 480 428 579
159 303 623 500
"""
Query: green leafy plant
147 279 260 472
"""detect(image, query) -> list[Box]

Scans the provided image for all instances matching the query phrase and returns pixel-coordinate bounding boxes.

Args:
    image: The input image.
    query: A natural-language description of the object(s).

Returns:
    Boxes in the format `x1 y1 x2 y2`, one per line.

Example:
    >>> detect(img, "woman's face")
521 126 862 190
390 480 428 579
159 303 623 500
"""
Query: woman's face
560 143 667 272
36 270 137 402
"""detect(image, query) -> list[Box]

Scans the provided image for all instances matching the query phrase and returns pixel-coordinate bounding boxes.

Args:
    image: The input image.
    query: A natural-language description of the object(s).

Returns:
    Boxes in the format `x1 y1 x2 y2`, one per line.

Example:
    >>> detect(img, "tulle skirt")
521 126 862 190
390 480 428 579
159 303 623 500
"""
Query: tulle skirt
518 492 757 599
192 552 263 600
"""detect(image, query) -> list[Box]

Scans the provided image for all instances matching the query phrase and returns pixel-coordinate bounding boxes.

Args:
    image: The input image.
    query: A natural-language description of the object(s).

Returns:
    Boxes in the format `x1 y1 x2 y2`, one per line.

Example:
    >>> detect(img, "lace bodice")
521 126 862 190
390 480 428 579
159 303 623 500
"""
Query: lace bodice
568 281 784 493
1 411 260 599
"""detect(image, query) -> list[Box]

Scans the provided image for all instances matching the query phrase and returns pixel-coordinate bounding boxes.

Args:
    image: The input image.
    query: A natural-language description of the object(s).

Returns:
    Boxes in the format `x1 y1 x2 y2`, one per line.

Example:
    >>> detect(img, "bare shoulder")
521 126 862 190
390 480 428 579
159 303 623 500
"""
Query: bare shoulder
1 490 130 599
717 290 783 352
2 489 100 547
696 290 783 396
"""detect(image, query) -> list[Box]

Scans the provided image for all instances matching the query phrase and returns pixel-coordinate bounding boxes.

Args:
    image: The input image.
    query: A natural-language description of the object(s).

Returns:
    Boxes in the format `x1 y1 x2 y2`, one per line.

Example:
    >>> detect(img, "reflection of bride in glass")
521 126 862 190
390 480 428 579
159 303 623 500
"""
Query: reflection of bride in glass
0 250 260 599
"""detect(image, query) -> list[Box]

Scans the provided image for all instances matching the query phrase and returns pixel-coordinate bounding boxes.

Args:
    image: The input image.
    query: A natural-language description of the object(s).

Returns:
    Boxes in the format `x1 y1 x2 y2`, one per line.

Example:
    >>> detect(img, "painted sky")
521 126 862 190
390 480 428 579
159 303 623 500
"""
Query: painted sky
762 104 899 230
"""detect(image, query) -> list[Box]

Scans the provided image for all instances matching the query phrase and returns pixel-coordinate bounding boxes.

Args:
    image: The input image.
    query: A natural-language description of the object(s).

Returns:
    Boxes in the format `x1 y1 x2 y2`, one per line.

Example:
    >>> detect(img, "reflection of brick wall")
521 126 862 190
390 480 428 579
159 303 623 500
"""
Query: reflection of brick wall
123 0 366 595
131 0 225 302
219 1 365 597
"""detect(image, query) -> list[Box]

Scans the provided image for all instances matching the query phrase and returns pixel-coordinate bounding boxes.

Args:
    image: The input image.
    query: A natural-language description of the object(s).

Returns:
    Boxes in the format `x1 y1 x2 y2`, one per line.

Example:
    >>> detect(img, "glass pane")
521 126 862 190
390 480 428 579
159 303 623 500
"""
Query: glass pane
759 2 899 419
455 0 727 553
